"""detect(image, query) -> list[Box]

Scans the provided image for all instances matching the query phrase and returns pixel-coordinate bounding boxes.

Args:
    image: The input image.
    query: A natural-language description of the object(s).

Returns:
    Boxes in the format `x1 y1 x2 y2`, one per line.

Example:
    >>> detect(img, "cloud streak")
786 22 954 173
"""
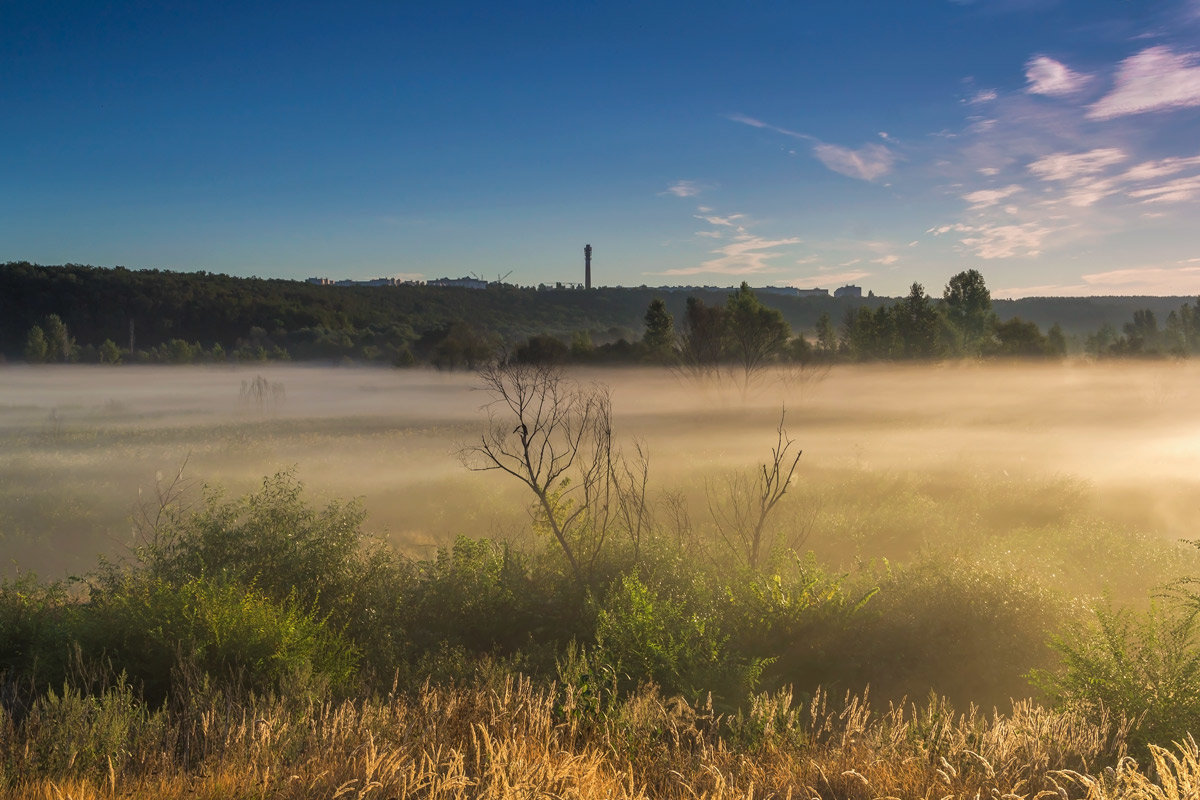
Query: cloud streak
728 113 896 182
1088 46 1200 119
663 180 703 198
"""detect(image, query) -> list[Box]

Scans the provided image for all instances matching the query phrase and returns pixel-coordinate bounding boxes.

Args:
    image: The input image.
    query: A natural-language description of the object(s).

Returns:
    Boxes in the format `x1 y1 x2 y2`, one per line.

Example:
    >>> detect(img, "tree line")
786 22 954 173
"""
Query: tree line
6 260 1195 368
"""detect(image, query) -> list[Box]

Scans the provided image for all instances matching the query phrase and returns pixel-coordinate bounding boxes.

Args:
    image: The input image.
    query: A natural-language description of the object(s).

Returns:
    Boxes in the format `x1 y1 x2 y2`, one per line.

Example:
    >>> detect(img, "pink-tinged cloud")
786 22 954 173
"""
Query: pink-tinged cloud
658 234 803 276
1025 56 1090 96
1127 175 1200 204
1081 266 1200 294
1088 46 1200 119
1027 148 1127 181
812 142 895 181
792 269 872 286
962 184 1023 209
1120 155 1200 182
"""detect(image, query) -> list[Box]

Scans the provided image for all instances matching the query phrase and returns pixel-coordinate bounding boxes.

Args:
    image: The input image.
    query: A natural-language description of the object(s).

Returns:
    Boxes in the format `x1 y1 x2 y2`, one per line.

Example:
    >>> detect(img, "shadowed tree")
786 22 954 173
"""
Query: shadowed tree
894 283 941 359
724 283 790 389
815 312 837 359
24 325 47 363
676 296 726 376
42 314 75 363
942 269 996 356
642 298 675 362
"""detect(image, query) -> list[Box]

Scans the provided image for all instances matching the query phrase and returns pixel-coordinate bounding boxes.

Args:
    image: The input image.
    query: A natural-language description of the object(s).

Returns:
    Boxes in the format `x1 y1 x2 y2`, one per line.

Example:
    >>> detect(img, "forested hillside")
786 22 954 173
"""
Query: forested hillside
2 261 1195 364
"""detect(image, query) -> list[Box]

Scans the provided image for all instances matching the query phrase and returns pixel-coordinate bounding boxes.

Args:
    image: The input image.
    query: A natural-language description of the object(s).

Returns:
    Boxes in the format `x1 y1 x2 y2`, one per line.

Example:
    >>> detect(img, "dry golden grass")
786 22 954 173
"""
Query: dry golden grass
4 674 1193 800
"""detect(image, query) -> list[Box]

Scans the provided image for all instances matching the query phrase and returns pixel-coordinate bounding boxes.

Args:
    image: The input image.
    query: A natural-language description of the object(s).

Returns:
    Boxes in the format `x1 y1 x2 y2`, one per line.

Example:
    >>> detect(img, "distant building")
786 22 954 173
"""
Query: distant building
427 276 488 289
834 285 863 299
796 288 830 298
309 276 409 287
757 286 800 297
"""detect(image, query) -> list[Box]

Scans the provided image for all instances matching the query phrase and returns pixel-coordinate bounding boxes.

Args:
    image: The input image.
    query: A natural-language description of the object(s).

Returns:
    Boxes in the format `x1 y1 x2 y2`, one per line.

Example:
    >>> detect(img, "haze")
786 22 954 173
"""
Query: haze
3 362 1197 582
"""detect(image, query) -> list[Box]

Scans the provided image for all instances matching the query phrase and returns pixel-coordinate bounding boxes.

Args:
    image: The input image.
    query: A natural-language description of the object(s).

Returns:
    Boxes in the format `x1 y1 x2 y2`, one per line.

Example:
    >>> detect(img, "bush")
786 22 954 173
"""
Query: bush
1035 601 1200 752
594 573 741 701
79 575 358 702
0 576 72 681
844 558 1064 707
135 471 370 624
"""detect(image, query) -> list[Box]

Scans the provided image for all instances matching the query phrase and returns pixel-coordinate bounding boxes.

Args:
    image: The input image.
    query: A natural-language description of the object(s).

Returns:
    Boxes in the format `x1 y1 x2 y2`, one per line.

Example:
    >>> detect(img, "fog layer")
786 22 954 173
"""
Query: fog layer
2 362 1197 579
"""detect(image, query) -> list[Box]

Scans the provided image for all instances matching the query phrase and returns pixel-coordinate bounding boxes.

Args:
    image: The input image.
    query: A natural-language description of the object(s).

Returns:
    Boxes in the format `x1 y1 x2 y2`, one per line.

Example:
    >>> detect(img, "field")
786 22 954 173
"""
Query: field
3 361 1198 580
4 361 1200 798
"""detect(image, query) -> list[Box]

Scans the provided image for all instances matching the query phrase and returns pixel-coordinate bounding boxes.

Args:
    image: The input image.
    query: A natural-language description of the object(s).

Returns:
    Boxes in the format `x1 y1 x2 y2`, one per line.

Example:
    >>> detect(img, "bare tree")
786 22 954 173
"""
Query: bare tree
125 456 196 566
459 362 651 589
707 409 803 571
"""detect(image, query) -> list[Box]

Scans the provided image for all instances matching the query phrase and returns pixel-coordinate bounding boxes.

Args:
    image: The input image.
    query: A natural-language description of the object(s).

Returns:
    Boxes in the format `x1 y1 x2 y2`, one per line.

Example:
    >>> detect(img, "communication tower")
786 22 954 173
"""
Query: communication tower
584 244 592 290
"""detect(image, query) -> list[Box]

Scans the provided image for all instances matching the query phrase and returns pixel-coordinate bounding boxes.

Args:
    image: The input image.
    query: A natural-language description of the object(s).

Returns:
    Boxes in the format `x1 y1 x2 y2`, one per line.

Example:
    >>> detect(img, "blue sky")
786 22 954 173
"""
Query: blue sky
3 0 1200 297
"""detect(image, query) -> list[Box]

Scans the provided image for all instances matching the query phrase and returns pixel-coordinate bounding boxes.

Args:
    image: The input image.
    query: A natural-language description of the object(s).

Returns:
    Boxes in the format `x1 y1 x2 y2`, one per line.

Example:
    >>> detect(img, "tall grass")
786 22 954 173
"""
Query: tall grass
0 671 1159 799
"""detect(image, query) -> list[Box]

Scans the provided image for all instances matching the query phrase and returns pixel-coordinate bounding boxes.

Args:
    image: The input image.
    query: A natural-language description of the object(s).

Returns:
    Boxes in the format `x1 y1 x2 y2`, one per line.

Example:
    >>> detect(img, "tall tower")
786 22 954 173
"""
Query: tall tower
584 244 592 290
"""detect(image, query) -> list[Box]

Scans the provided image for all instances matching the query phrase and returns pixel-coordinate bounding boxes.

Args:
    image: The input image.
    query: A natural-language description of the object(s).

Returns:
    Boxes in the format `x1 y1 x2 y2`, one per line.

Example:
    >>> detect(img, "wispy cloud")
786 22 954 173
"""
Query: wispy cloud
792 269 873 286
962 184 1022 209
928 221 1057 259
1024 56 1090 96
1027 148 1127 181
968 88 998 104
660 233 803 276
1088 46 1200 119
728 113 896 182
694 212 746 229
1080 265 1200 294
1120 155 1200 182
1127 175 1200 203
812 142 896 181
726 113 808 140
662 180 704 198
659 206 804 276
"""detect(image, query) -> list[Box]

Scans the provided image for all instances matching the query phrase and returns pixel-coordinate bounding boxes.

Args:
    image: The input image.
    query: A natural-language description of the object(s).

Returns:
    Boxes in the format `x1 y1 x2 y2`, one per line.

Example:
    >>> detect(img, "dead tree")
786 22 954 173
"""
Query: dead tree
459 363 650 590
708 409 803 571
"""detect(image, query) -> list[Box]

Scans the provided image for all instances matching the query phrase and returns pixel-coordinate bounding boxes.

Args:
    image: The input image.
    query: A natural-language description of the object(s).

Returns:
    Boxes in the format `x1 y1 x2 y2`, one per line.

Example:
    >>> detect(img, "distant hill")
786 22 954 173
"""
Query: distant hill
1 261 1192 362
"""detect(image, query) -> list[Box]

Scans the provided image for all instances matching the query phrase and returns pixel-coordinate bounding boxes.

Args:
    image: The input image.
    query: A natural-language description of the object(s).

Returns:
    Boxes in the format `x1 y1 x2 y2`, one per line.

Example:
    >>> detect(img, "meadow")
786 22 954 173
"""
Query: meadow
3 361 1200 797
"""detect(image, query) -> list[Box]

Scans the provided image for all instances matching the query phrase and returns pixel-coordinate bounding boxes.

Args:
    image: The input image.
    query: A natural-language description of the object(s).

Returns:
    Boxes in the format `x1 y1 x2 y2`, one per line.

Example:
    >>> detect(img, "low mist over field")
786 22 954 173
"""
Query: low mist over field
3 361 1198 581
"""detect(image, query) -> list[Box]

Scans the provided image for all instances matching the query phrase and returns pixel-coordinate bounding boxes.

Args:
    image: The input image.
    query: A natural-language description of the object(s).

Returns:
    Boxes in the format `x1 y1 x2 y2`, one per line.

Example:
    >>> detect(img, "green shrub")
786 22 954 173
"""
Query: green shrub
594 573 740 701
0 576 72 681
845 558 1064 707
1034 601 1200 752
80 575 357 701
719 553 873 695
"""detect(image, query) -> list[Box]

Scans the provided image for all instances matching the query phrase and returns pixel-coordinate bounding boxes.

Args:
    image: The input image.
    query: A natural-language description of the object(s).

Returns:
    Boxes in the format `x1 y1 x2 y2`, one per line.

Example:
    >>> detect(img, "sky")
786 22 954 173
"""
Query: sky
2 0 1200 297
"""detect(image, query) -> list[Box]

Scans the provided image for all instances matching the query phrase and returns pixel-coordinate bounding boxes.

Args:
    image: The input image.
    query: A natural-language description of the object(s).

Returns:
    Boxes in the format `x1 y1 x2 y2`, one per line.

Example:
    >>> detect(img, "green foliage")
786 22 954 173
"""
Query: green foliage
850 559 1063 708
404 536 540 656
1035 601 1200 752
642 298 675 358
14 681 166 780
23 325 47 363
595 573 735 700
815 312 837 356
678 296 726 369
97 338 122 364
724 282 790 374
942 269 996 355
138 472 367 613
515 333 570 365
994 316 1051 356
82 575 357 701
0 575 72 679
42 314 76 363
